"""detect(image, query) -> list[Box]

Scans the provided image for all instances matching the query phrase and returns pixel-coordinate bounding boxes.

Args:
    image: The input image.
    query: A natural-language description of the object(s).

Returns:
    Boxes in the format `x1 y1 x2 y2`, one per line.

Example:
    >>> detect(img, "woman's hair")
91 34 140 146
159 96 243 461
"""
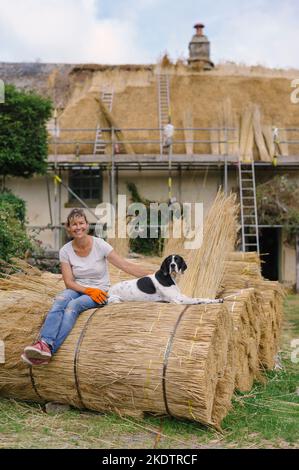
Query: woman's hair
66 208 88 227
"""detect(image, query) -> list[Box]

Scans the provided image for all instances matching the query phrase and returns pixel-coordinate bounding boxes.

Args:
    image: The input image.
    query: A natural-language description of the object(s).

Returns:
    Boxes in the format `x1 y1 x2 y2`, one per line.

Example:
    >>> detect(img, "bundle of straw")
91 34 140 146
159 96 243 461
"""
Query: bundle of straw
95 96 135 155
262 125 275 160
107 236 130 258
220 254 284 371
178 191 239 298
211 314 235 424
223 289 263 391
252 105 271 162
239 105 254 162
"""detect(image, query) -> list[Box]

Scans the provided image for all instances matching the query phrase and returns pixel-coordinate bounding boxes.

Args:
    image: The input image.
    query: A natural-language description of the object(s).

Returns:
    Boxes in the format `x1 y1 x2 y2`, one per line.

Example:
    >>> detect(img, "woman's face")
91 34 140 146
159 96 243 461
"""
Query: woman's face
68 216 89 239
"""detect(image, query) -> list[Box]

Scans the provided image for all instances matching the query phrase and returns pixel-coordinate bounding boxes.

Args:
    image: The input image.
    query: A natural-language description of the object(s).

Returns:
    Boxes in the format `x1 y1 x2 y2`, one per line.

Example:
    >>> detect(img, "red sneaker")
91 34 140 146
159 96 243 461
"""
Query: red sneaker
21 353 50 366
24 340 52 360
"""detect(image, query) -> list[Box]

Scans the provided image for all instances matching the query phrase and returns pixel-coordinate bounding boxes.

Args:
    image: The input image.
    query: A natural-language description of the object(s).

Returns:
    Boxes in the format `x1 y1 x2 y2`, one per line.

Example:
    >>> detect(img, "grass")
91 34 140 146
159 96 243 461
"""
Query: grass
0 295 298 449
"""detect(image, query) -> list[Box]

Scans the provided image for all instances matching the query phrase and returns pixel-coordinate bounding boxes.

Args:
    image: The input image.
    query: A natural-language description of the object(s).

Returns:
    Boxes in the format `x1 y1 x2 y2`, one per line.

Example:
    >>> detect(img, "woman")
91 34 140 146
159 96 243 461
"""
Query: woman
21 208 151 366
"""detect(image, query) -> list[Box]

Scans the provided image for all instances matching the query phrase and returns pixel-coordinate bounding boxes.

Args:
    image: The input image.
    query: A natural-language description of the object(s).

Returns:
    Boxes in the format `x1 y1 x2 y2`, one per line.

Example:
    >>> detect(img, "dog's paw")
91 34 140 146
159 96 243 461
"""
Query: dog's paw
217 298 224 303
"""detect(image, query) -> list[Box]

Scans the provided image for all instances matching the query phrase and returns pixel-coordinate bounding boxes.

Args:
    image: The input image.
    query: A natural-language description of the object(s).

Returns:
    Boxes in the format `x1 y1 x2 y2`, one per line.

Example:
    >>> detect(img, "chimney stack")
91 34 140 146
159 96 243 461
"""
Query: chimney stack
188 23 214 70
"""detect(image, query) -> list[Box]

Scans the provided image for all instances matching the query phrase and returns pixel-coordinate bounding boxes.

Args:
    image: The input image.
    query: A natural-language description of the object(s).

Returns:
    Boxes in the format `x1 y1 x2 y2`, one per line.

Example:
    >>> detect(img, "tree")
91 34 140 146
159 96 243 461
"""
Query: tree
256 175 299 241
0 84 52 187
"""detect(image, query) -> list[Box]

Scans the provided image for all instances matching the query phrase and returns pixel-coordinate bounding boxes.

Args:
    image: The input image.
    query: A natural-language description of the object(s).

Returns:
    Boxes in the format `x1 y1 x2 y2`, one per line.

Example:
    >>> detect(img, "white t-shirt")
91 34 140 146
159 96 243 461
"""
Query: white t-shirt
163 123 174 139
59 236 114 290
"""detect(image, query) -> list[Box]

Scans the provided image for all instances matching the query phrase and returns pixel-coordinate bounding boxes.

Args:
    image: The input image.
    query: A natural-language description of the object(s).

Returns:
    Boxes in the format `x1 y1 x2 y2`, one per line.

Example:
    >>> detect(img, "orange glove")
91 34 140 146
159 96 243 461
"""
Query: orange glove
84 287 108 304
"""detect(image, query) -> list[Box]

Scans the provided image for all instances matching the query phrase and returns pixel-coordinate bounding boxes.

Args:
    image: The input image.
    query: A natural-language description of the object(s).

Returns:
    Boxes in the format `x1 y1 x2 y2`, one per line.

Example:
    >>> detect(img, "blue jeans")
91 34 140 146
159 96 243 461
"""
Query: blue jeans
39 289 105 354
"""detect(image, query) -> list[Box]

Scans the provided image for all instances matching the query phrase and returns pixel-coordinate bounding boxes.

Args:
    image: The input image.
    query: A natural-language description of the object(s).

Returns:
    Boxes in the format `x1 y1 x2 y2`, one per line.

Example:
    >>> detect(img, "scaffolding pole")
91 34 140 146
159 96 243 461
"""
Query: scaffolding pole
53 109 60 251
54 175 96 220
110 127 116 208
224 127 228 196
168 144 173 203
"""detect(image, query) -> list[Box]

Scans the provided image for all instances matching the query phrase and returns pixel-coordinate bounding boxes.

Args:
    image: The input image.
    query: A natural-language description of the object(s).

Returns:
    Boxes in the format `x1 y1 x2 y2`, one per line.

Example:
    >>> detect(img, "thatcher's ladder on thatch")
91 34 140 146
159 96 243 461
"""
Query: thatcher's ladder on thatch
157 73 170 155
238 161 260 254
93 90 114 155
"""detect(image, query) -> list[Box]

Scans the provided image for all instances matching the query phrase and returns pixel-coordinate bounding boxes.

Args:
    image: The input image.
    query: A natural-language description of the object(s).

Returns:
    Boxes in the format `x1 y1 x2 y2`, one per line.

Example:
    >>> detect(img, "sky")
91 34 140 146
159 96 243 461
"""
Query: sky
0 0 298 68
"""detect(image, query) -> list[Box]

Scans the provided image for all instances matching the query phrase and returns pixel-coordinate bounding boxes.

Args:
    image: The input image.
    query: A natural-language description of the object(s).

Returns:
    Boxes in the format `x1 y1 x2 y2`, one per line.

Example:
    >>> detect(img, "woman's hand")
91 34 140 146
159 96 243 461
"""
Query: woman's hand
107 250 152 278
84 287 108 304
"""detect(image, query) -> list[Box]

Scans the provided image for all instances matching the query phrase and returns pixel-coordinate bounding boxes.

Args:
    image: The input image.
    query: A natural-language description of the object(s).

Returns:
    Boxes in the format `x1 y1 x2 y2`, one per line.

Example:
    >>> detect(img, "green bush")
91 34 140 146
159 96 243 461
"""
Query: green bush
0 194 32 262
0 190 26 223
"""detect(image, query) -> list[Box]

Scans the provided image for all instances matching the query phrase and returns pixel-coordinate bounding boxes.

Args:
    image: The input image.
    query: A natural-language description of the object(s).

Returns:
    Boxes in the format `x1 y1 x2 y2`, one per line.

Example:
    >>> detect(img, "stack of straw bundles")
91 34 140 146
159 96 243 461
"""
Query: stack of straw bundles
0 278 233 428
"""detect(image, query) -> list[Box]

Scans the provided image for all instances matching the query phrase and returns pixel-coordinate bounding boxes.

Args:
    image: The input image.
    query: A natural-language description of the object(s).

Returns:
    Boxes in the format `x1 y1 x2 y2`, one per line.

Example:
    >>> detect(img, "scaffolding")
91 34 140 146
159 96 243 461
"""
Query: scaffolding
28 126 299 251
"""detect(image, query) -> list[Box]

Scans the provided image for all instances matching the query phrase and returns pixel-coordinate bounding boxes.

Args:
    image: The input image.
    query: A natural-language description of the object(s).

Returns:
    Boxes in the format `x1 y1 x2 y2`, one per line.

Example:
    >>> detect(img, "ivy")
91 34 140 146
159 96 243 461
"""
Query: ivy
126 182 163 256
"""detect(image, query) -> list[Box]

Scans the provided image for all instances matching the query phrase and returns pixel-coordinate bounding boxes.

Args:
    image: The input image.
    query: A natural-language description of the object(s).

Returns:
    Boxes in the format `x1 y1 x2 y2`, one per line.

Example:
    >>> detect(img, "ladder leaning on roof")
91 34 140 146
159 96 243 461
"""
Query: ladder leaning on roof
93 90 114 155
157 73 170 155
238 159 260 254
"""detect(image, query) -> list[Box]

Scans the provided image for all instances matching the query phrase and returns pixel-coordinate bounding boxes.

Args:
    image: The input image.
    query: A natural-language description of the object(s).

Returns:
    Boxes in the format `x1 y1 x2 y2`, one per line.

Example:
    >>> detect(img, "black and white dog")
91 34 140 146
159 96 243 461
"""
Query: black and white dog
108 254 223 305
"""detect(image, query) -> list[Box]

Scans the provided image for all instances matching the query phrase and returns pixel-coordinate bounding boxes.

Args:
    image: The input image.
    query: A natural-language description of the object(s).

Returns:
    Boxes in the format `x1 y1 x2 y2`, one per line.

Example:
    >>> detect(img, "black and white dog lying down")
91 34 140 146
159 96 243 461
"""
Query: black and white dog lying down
108 254 223 305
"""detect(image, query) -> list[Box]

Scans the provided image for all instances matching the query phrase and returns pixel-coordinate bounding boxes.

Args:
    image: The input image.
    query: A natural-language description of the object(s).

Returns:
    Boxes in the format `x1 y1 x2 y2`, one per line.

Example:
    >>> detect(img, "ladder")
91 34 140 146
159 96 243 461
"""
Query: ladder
238 161 260 253
93 90 114 155
101 90 113 112
157 73 170 155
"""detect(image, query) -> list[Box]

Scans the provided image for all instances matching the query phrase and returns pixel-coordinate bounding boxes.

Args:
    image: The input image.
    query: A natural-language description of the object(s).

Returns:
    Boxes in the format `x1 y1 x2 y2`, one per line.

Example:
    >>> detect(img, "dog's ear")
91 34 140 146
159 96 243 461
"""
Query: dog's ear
160 257 170 276
180 259 187 274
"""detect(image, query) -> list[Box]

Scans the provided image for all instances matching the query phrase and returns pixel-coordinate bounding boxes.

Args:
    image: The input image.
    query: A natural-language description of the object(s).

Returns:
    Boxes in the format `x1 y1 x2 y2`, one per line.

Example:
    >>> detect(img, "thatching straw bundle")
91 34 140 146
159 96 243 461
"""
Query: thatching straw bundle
106 216 148 258
220 254 284 372
239 105 254 162
211 317 235 424
107 236 130 258
226 251 261 268
178 191 239 298
95 97 135 155
163 193 239 279
259 286 284 369
263 125 275 160
252 105 271 162
0 275 233 427
223 289 263 391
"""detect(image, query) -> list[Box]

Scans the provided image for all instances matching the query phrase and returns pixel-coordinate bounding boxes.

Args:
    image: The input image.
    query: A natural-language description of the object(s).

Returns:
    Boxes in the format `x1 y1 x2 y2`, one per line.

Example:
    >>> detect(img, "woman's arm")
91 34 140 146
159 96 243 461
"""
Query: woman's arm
61 262 88 293
107 250 152 278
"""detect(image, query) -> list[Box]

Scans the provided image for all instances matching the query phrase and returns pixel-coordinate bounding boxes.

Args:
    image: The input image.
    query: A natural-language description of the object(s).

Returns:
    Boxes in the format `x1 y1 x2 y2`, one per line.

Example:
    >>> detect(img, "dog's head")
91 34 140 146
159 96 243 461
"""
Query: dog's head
160 254 187 277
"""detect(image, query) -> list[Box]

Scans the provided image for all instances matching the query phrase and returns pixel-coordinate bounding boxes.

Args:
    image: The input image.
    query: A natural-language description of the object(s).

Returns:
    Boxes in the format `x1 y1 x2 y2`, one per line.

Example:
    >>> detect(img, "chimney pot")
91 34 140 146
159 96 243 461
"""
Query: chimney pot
194 23 205 36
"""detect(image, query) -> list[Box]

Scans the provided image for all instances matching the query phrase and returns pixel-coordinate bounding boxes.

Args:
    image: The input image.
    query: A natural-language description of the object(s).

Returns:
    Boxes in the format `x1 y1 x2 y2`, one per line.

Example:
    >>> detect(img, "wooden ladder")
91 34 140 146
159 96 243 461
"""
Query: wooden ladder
94 90 114 155
157 73 170 155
